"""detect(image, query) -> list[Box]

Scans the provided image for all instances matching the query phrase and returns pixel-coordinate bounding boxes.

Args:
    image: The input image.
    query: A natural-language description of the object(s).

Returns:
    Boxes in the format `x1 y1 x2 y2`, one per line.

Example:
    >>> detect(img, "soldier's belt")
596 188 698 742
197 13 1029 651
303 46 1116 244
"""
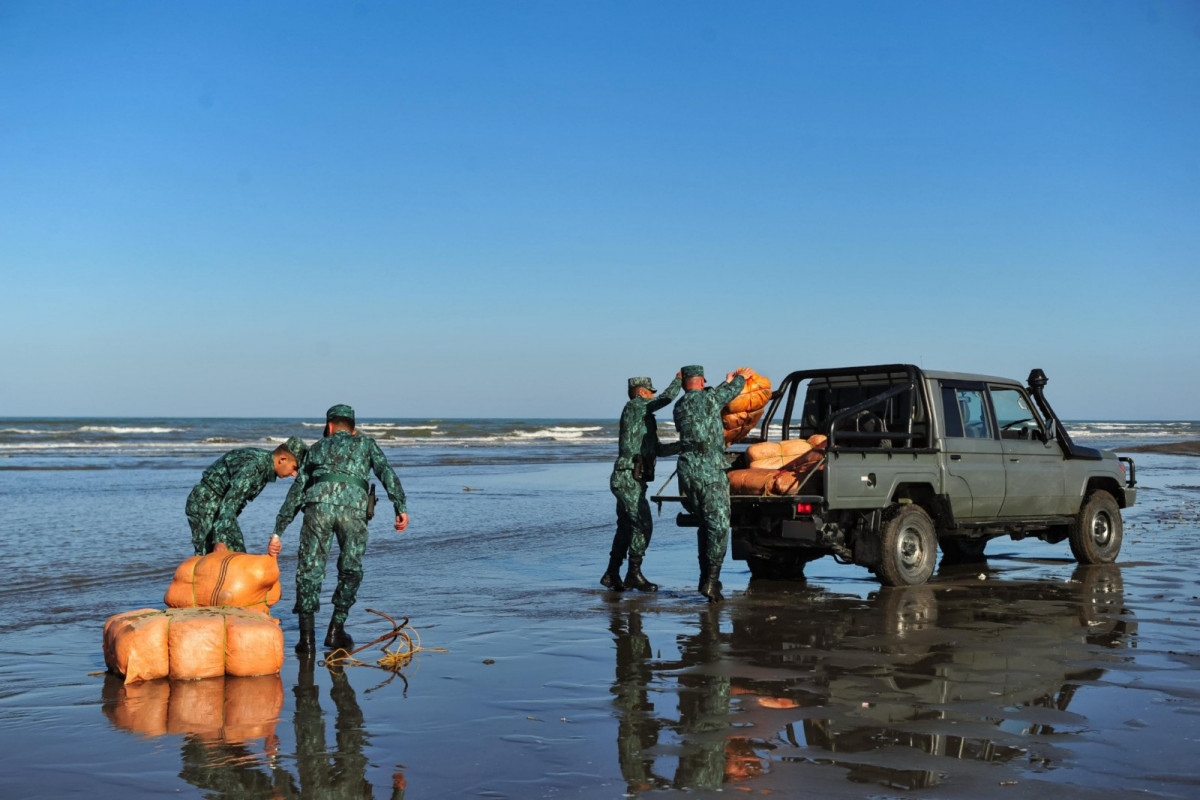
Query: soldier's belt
311 472 369 493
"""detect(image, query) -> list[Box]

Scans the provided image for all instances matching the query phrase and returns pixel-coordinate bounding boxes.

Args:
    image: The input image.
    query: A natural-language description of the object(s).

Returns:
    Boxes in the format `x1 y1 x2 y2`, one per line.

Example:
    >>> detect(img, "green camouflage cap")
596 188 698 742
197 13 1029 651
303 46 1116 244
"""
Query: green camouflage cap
326 403 355 423
628 376 656 392
681 365 705 379
283 436 308 463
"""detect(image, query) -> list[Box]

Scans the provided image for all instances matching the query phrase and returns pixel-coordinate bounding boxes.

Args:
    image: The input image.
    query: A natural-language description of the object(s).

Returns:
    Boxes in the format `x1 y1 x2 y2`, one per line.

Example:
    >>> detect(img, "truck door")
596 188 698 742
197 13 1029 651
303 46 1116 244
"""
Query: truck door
938 382 1005 519
990 384 1067 516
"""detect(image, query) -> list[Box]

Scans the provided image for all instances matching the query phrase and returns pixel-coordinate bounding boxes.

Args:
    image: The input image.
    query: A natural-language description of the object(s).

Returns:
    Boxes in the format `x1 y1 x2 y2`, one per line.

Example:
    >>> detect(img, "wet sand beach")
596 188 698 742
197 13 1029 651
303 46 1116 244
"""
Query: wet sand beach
2 432 1199 798
1121 440 1200 456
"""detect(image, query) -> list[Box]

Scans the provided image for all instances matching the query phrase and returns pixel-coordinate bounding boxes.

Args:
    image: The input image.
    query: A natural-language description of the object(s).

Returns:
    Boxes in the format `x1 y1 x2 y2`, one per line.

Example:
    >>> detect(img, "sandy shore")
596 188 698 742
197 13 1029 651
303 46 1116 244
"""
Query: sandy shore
2 458 1200 798
1119 439 1200 456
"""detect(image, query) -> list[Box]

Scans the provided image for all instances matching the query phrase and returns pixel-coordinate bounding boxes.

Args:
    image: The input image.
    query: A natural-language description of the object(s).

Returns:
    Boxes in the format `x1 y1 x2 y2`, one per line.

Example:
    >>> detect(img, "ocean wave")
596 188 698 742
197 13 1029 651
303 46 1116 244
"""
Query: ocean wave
0 440 253 452
509 426 604 441
78 425 187 434
299 422 442 431
357 423 440 431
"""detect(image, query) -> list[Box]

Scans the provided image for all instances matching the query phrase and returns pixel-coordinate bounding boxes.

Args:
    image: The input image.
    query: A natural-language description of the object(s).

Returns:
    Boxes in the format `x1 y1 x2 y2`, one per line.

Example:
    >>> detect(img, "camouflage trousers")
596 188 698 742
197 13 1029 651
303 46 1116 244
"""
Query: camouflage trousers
184 485 246 556
293 503 369 624
678 472 731 569
609 469 654 561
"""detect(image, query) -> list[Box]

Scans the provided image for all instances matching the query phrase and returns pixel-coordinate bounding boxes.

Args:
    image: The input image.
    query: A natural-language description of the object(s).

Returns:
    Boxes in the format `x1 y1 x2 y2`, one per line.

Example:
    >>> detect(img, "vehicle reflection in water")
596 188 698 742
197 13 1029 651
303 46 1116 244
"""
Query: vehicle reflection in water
101 657 406 799
609 564 1135 793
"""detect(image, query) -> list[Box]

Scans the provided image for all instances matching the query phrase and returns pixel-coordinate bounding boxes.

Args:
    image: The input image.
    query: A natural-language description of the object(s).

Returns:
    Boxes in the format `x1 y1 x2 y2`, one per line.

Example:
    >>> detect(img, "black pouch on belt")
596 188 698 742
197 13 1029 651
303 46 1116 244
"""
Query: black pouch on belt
632 455 655 483
366 483 378 521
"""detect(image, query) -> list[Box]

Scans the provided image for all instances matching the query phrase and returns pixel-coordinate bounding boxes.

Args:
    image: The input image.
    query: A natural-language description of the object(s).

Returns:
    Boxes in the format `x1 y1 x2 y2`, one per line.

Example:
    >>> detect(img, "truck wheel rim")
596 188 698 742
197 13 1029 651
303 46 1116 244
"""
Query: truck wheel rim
899 527 925 571
1092 511 1113 547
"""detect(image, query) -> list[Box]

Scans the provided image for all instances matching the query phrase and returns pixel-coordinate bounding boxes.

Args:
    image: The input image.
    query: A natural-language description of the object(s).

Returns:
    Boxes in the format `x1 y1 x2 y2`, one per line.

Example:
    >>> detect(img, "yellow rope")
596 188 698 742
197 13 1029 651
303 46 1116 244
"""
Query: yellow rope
322 609 447 673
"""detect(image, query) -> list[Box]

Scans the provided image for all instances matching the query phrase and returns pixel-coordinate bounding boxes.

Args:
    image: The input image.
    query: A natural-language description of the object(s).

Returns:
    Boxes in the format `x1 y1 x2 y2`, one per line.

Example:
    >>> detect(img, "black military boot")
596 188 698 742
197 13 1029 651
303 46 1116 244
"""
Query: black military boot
325 617 354 651
600 555 626 591
699 564 724 603
295 613 316 655
624 555 658 592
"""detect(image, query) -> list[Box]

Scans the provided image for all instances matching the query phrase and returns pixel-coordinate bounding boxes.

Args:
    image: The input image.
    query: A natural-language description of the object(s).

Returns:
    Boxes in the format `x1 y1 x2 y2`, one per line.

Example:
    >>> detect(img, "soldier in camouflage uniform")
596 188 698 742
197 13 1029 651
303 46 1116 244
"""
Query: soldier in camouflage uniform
603 373 682 592
185 436 307 555
272 404 409 654
673 365 747 602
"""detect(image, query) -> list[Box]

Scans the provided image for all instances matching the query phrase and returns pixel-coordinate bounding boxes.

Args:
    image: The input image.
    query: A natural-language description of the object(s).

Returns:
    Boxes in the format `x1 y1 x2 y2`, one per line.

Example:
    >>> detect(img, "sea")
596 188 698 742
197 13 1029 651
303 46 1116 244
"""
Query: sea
1 417 1199 798
3 417 1196 469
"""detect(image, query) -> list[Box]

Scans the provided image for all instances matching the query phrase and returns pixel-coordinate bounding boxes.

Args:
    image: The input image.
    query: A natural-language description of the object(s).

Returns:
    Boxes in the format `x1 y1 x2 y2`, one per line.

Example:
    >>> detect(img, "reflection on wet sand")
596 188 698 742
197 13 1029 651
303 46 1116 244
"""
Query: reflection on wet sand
102 658 405 799
610 564 1135 793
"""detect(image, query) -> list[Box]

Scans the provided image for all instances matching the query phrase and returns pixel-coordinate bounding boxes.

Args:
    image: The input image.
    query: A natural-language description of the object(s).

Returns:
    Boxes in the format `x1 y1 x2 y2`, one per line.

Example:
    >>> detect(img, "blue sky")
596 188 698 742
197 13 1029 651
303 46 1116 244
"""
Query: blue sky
2 1 1197 419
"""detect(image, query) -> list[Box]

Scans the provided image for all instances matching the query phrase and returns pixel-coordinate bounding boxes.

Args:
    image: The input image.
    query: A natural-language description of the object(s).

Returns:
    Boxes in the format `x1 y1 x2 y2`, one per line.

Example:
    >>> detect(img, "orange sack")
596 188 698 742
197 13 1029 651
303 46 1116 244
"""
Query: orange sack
102 674 283 743
104 607 283 684
722 369 772 445
164 543 282 613
746 439 812 470
728 468 779 495
771 436 829 494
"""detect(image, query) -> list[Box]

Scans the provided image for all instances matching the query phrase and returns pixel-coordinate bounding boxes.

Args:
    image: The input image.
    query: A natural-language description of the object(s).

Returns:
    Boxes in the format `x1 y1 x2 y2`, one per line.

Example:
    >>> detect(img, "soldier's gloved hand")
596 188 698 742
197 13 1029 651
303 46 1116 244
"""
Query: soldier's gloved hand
267 534 282 557
395 513 409 533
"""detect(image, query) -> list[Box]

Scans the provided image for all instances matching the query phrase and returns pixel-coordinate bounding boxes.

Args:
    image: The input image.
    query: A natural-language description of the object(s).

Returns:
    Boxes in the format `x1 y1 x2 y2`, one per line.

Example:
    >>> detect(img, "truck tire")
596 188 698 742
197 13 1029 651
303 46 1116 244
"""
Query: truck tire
938 535 988 563
878 506 937 587
1070 490 1122 564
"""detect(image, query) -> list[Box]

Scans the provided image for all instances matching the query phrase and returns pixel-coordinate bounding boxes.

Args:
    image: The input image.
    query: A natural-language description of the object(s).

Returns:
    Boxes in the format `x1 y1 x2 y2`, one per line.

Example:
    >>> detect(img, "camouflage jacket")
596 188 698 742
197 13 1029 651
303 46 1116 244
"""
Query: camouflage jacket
673 375 746 479
193 447 277 526
613 376 683 472
273 431 406 536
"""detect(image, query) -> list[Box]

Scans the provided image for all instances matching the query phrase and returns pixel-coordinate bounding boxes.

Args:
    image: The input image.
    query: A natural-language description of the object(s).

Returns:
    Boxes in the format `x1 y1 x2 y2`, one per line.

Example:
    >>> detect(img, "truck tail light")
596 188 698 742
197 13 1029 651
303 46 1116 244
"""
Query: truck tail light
795 502 814 516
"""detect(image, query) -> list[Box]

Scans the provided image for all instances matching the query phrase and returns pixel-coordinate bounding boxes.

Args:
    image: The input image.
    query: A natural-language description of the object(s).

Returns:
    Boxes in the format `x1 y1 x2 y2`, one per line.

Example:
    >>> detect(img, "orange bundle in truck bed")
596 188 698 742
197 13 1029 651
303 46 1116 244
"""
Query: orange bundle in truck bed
103 607 284 683
729 434 829 496
728 468 779 495
163 543 281 613
722 369 772 445
746 439 813 470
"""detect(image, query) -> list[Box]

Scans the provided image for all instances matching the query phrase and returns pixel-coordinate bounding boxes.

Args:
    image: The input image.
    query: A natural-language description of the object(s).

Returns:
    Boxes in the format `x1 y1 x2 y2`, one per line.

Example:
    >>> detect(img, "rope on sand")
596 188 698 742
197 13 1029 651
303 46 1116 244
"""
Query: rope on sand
322 608 447 673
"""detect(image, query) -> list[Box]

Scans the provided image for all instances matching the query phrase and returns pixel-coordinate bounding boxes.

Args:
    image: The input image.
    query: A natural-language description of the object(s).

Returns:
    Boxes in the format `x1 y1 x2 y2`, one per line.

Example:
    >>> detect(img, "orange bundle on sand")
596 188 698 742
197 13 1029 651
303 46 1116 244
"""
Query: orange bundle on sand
102 673 283 742
722 369 772 445
164 543 281 613
103 607 284 683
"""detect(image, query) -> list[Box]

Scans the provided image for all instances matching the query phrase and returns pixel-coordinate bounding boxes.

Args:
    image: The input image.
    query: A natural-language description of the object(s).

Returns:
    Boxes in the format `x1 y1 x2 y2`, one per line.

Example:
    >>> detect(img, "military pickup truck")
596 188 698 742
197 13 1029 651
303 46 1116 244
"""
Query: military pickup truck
654 364 1137 587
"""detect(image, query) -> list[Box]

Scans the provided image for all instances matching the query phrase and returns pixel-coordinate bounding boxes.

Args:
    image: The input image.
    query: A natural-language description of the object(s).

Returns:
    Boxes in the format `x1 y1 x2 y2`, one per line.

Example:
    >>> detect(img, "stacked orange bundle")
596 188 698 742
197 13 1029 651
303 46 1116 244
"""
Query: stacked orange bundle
746 438 813 469
722 368 772 445
727 468 778 495
103 673 283 741
164 543 281 613
104 544 285 684
103 607 284 683
728 434 829 496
